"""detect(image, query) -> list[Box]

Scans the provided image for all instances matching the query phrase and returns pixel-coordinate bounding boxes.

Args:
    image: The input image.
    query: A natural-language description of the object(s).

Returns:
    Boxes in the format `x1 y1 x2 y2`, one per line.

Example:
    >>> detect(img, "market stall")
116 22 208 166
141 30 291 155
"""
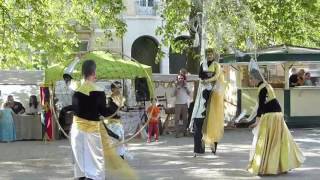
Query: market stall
0 70 43 140
44 51 154 139
221 45 320 128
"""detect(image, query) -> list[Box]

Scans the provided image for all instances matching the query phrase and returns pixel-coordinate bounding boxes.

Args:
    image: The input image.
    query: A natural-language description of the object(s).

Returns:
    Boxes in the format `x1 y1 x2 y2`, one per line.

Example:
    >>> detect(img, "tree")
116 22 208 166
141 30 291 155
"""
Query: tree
155 0 192 62
157 0 320 58
245 0 320 48
0 0 126 69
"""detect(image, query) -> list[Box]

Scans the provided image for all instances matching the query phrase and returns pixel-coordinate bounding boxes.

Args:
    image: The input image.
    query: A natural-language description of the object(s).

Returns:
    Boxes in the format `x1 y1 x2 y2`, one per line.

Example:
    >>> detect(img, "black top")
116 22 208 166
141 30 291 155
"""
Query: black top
107 97 121 119
12 101 25 114
289 74 298 87
257 82 282 117
72 91 114 121
199 61 215 80
72 90 120 140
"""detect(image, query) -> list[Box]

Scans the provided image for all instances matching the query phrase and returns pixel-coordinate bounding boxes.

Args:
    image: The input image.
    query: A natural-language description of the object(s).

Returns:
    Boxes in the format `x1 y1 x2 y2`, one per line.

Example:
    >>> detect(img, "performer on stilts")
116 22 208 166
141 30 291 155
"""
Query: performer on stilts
190 48 225 157
70 60 136 180
247 59 305 175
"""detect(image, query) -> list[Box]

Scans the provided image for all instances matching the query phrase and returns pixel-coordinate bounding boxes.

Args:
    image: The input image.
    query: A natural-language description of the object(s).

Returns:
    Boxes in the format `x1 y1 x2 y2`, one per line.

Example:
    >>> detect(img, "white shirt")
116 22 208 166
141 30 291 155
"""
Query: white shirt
174 86 190 105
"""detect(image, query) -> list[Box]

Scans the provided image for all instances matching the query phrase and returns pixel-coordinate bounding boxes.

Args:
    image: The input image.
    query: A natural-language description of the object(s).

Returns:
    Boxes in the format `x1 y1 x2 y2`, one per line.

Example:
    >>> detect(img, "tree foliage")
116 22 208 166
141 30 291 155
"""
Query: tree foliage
245 0 320 48
0 0 126 69
158 0 320 57
155 0 191 62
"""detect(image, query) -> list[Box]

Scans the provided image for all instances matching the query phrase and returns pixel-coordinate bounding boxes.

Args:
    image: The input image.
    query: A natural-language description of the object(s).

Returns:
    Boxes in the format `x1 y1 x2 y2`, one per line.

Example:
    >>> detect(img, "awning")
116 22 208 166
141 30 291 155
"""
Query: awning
221 45 320 64
44 51 154 97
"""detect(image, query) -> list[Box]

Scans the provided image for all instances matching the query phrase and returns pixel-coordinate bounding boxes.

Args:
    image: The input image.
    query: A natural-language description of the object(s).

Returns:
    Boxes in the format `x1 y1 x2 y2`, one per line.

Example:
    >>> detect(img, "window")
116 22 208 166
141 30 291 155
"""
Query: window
77 40 89 52
139 0 154 7
148 0 154 7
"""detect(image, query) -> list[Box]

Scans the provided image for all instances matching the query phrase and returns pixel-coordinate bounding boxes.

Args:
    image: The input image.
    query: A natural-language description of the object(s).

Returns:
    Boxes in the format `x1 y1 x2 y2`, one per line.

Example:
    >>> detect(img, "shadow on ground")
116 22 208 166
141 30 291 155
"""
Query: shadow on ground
0 128 319 180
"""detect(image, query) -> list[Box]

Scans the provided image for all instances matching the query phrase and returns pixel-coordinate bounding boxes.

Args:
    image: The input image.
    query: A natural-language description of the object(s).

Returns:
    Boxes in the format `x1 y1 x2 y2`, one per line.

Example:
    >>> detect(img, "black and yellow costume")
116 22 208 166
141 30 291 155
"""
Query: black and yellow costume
71 81 136 180
248 82 305 175
191 60 225 154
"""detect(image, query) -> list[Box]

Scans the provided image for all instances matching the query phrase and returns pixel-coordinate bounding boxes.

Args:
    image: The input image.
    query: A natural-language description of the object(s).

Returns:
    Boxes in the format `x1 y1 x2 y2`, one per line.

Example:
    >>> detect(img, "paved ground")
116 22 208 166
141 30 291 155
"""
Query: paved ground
0 128 319 180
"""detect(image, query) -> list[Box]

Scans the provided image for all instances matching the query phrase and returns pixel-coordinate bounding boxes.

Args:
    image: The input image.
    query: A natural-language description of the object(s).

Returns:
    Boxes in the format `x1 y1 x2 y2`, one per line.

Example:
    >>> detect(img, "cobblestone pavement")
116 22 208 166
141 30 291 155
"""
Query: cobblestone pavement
0 128 319 180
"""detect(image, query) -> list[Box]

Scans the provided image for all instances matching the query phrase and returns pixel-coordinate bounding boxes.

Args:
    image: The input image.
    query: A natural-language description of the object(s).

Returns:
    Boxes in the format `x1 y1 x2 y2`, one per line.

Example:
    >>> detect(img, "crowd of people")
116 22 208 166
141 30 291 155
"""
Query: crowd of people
289 68 316 87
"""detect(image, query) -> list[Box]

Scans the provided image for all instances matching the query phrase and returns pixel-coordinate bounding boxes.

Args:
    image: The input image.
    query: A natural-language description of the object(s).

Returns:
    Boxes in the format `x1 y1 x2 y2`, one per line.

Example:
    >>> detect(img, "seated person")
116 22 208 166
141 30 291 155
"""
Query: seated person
6 95 25 114
26 95 40 115
289 68 298 87
304 72 313 86
297 69 305 86
0 102 16 142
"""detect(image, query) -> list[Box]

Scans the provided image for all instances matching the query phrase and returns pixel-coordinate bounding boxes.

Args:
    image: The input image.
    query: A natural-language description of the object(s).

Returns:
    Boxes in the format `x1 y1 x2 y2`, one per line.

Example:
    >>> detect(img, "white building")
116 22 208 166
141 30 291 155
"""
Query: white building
77 0 199 75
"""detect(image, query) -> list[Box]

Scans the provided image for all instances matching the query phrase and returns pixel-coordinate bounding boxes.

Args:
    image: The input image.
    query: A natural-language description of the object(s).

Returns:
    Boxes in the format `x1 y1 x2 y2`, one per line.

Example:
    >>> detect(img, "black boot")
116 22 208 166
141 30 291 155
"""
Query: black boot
214 142 218 154
211 142 218 154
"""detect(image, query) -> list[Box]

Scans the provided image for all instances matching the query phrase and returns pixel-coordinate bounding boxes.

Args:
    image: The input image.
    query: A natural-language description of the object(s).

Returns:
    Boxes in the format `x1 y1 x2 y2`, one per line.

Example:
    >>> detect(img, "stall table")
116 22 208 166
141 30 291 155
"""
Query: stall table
13 114 42 140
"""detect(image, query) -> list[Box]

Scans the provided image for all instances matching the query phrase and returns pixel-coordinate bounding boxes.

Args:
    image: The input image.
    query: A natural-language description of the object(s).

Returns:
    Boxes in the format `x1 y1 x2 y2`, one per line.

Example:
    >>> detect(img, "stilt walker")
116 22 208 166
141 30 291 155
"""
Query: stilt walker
190 48 225 156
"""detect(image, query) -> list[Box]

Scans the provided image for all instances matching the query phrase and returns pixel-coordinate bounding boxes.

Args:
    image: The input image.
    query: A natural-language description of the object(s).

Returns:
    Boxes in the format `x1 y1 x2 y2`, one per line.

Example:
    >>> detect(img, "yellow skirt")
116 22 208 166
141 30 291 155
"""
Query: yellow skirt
247 112 305 175
202 76 225 145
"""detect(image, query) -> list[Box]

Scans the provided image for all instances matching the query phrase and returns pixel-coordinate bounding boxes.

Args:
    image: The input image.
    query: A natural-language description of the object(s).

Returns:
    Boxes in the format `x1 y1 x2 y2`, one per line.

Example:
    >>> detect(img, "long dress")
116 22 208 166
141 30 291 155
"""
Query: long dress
0 108 16 142
247 82 305 175
190 60 225 153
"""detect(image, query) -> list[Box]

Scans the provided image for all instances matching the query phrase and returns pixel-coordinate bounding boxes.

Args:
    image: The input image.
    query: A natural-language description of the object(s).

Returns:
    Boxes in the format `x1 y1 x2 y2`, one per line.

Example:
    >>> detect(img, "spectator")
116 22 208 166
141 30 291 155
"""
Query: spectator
26 95 40 115
304 72 313 86
289 68 298 87
6 95 25 114
173 74 190 138
0 102 16 142
178 68 188 82
297 69 305 86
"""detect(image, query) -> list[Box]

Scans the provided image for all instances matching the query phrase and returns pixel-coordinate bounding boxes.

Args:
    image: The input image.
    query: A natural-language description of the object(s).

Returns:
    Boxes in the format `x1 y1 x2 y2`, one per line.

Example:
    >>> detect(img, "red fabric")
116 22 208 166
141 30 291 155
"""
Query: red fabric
45 109 53 139
148 123 159 141
40 86 53 140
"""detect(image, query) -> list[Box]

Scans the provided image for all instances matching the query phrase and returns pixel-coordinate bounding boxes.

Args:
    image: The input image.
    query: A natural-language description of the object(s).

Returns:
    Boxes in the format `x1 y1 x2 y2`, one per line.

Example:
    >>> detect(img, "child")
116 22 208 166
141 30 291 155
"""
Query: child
0 102 16 142
147 100 161 143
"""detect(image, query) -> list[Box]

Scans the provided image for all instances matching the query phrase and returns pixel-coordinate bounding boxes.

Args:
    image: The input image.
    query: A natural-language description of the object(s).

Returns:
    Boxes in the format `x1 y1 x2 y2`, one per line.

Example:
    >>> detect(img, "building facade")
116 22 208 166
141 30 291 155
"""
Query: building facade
77 0 198 75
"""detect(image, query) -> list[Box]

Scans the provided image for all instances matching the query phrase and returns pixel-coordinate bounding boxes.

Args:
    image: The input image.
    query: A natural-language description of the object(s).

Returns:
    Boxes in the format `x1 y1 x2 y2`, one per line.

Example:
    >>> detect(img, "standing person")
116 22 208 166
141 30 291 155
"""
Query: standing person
178 68 188 81
70 60 136 180
6 95 25 114
58 74 74 137
26 95 40 115
247 61 305 175
173 74 190 138
146 99 161 143
0 102 16 142
107 81 127 159
190 48 225 157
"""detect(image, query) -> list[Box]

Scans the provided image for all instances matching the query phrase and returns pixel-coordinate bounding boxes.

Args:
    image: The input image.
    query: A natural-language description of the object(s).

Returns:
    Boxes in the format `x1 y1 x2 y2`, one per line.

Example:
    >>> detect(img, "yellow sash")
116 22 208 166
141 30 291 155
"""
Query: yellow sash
73 116 137 180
